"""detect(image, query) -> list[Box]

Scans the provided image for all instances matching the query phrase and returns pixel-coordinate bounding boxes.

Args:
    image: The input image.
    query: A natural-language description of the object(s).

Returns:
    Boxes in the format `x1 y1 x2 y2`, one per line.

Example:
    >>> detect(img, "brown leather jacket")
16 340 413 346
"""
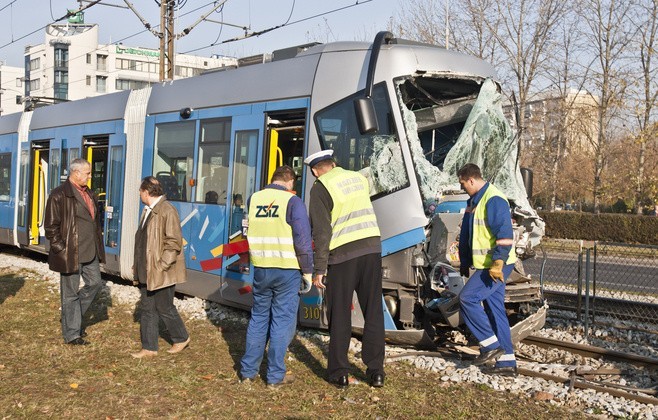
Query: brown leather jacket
44 180 106 273
134 197 187 291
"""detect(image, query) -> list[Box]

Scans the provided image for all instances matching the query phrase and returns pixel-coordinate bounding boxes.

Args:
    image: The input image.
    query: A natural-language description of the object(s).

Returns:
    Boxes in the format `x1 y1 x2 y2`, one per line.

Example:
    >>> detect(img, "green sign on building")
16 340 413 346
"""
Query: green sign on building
67 10 84 24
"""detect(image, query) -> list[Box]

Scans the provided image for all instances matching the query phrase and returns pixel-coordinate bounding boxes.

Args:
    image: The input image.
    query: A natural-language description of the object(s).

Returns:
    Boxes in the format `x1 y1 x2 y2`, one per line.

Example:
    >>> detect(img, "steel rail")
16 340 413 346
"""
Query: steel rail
517 368 658 406
522 335 658 368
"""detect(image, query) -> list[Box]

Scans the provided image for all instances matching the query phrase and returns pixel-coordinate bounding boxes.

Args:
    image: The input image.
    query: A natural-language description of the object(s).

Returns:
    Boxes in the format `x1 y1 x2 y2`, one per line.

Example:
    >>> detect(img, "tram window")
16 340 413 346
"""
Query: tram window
17 150 29 227
105 146 123 247
314 83 409 199
50 149 61 191
229 130 257 236
60 149 68 183
153 121 195 202
196 118 231 204
0 153 11 201
227 129 257 273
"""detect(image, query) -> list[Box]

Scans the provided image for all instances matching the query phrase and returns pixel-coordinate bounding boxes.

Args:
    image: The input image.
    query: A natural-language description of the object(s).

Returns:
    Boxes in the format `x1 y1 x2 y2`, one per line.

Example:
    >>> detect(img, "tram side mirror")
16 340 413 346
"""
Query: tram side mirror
354 97 379 135
520 167 533 198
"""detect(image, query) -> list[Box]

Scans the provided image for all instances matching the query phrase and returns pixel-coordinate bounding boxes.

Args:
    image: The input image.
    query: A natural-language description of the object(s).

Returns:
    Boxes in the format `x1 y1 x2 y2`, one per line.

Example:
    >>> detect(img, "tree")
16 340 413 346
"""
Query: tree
631 0 658 213
577 0 638 213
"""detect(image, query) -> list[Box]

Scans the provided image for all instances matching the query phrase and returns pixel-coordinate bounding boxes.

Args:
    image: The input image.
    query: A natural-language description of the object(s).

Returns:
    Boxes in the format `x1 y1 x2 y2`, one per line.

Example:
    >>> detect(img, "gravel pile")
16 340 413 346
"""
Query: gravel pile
1 253 656 418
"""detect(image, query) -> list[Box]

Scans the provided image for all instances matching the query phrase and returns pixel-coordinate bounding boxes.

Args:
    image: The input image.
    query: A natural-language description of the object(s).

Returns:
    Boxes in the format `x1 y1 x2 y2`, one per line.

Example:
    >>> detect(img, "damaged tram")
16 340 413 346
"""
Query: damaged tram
0 32 546 347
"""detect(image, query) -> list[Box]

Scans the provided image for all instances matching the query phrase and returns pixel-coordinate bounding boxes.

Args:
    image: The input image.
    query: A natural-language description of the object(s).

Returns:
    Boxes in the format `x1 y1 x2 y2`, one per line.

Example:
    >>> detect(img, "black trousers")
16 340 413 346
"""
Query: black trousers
326 252 385 380
139 285 189 351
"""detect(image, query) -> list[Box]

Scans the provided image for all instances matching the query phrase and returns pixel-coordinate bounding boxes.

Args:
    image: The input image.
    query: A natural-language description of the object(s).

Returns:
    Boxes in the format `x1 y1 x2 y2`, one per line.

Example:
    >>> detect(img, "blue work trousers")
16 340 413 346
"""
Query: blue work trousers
60 256 103 343
459 264 516 367
240 267 300 384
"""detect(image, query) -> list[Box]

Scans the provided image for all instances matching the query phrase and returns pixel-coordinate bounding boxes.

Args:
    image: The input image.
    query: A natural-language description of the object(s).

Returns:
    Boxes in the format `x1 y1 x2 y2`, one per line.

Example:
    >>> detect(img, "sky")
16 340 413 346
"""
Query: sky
0 0 402 68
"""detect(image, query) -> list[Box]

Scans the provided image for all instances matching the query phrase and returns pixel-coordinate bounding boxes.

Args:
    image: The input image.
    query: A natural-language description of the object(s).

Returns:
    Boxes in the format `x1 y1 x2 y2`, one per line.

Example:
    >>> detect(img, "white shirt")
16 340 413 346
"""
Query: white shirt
141 195 163 228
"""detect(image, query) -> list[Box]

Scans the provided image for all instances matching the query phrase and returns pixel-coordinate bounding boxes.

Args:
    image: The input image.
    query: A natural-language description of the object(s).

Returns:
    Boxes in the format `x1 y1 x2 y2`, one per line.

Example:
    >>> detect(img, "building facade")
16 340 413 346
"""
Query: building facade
23 23 236 108
0 63 24 115
506 89 600 153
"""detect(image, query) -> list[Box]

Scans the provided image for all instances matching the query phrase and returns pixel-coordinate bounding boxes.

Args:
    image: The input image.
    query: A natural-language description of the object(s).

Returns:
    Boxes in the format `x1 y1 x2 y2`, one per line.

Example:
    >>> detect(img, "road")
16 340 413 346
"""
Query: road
522 253 658 296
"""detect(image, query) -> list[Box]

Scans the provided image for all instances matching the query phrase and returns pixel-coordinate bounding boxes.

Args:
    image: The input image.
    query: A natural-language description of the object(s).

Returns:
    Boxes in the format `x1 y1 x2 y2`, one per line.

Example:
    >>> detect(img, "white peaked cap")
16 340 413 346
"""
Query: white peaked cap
303 149 334 167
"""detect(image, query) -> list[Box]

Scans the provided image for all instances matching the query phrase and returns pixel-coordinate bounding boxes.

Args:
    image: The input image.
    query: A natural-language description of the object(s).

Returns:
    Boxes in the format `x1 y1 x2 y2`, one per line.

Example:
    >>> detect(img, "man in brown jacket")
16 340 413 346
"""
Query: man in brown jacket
131 176 190 358
45 158 106 345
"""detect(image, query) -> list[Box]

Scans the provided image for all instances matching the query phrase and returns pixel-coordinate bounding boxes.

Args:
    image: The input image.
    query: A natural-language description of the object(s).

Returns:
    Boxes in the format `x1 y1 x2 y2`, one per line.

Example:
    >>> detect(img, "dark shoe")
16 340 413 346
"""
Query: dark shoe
67 337 89 346
267 373 295 389
370 373 384 388
482 365 518 377
332 375 349 388
472 347 505 366
80 330 87 338
239 376 255 384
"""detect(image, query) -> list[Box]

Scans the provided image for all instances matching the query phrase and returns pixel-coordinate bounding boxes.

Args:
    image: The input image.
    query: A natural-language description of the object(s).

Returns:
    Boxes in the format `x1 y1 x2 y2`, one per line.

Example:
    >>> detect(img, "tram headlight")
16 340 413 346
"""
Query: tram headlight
384 295 398 317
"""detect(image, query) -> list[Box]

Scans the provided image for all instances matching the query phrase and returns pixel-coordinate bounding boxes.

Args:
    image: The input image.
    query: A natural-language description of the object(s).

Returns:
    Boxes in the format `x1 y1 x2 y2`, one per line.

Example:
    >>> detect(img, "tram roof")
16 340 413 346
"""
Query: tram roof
30 91 130 131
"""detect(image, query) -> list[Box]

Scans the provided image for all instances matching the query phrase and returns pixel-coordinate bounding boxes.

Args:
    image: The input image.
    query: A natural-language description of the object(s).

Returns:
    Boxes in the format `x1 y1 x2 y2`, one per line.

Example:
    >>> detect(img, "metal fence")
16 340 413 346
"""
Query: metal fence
522 240 658 337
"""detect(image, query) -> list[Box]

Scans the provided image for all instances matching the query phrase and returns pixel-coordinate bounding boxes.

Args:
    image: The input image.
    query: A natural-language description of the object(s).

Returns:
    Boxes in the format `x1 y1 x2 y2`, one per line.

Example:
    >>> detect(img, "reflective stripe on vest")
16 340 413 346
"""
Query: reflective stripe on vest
247 188 300 269
318 167 380 250
472 183 517 269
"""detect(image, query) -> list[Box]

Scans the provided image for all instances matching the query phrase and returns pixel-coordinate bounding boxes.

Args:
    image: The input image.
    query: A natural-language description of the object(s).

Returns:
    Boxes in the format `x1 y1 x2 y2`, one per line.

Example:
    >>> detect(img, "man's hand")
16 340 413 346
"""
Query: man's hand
313 274 325 289
460 266 470 278
489 259 505 282
300 273 313 294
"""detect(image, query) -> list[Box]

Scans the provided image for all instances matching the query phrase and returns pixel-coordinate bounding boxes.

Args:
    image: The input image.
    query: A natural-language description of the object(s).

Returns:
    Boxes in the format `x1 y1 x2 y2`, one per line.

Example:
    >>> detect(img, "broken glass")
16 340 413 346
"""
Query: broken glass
396 76 544 251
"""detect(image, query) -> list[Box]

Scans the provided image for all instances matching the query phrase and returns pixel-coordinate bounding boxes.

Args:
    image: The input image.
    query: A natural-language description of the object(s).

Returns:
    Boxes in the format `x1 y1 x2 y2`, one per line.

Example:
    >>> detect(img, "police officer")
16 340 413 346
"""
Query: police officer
240 165 313 388
457 163 517 376
305 150 385 388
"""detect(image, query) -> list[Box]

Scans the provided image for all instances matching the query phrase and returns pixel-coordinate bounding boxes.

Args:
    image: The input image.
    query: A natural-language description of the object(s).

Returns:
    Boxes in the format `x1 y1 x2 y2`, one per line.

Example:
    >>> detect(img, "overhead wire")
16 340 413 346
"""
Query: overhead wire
33 0 223 94
8 0 372 97
0 0 104 51
0 0 18 13
182 0 371 54
209 3 225 46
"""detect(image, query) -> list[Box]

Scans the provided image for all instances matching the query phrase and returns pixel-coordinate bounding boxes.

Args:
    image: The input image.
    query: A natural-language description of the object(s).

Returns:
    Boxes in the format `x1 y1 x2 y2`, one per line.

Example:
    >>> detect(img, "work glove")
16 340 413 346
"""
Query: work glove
300 273 313 294
460 266 470 278
489 259 505 282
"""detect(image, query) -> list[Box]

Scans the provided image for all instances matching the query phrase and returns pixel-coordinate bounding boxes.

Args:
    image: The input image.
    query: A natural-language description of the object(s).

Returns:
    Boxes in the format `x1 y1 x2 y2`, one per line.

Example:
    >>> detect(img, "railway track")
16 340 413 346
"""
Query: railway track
544 290 658 324
519 335 658 405
387 335 658 406
522 335 658 368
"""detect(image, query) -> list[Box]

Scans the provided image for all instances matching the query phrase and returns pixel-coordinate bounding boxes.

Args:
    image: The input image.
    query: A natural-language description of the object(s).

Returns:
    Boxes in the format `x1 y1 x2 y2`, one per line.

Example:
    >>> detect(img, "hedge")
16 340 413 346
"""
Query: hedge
537 211 658 245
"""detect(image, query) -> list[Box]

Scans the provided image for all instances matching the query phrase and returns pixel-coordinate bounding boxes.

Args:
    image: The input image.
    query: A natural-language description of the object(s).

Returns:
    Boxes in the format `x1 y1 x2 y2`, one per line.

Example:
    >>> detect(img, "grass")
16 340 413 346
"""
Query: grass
0 268 587 419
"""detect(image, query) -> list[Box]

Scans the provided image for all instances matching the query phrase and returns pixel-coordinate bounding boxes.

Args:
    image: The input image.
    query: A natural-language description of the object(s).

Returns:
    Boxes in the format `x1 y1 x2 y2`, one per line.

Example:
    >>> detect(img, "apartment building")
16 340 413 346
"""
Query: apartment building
23 23 236 107
0 63 24 115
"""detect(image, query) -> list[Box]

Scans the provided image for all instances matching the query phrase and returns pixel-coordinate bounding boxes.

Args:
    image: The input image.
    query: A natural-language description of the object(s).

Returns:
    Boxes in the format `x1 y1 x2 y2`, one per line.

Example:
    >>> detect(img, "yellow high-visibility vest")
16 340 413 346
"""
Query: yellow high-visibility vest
248 188 300 269
318 167 380 250
472 183 517 269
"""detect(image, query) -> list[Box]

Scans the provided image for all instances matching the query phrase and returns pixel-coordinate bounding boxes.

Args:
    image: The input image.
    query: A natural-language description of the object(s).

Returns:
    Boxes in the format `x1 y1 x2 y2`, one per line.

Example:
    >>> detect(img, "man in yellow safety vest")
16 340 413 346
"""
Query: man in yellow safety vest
305 149 385 388
458 163 518 376
240 165 314 388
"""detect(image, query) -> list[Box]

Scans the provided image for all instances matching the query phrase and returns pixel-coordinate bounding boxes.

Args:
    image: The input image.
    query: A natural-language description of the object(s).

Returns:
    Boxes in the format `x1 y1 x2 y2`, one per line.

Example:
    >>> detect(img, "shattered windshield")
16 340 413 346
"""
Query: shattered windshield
397 76 534 214
314 83 409 198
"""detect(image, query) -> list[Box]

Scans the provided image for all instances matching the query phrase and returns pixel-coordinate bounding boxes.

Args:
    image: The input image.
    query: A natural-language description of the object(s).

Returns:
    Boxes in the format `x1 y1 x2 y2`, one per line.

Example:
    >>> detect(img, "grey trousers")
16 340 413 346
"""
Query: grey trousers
60 256 103 343
139 285 189 351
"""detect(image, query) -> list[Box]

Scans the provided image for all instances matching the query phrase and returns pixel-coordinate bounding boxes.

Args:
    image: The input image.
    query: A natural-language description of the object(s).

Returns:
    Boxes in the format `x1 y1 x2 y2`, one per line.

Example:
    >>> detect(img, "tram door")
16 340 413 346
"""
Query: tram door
218 108 307 308
84 138 109 227
262 110 307 197
219 114 261 308
28 141 50 245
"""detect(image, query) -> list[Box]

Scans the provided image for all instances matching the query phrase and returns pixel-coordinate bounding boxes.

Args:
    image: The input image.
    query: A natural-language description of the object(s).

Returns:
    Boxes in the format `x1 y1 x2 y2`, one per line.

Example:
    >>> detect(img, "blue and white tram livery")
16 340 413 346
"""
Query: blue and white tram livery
0 32 546 346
